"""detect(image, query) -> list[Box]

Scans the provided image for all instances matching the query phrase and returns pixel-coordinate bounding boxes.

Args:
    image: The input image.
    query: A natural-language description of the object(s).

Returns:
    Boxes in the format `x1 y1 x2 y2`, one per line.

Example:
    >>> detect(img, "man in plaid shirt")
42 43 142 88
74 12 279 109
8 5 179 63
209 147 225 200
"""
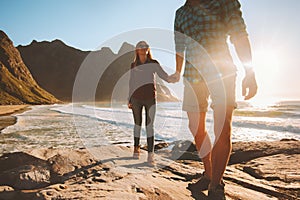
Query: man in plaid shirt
171 0 257 199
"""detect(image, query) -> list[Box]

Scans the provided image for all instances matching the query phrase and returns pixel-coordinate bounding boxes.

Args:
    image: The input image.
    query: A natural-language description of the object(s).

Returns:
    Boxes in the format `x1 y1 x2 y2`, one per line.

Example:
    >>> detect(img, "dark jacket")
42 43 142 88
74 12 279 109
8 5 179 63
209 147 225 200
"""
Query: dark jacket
128 59 169 102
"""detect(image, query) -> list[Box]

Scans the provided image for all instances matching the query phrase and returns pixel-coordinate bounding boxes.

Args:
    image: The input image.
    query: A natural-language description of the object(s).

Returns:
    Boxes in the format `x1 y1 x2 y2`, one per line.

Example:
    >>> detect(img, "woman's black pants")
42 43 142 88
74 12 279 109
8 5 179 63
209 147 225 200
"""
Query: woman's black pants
131 98 156 153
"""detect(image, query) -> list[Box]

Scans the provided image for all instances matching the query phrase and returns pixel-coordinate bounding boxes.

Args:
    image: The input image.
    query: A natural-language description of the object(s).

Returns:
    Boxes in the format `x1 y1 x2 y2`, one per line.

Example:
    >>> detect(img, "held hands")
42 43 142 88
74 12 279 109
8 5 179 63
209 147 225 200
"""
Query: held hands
128 103 132 109
168 71 181 83
242 69 258 100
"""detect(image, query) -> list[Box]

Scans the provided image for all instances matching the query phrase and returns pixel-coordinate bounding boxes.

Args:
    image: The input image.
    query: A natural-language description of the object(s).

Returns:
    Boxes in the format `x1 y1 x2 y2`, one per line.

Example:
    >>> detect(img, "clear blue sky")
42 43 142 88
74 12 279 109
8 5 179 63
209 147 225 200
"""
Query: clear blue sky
1 0 300 100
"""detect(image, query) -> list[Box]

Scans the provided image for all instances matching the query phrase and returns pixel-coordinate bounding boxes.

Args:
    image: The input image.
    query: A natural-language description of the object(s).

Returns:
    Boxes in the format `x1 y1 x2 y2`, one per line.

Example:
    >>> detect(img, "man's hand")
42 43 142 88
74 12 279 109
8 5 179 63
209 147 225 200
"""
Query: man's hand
169 72 181 83
128 103 132 109
242 70 258 100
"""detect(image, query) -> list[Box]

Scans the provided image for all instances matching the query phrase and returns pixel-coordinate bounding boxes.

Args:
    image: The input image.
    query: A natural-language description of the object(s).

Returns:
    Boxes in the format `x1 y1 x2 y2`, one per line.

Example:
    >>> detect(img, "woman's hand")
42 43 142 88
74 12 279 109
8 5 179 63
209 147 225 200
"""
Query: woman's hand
128 103 133 109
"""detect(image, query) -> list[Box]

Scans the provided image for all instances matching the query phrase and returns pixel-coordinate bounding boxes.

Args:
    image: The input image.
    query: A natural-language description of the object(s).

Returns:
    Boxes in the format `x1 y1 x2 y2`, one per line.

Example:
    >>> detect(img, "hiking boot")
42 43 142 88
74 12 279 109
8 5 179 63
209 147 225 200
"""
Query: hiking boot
147 152 155 167
208 183 226 200
187 171 210 191
133 146 140 159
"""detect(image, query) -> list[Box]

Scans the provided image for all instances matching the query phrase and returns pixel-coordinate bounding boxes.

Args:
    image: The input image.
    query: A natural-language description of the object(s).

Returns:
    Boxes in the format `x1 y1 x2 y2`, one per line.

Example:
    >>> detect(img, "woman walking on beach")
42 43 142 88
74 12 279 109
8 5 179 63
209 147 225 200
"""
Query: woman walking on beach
128 41 171 166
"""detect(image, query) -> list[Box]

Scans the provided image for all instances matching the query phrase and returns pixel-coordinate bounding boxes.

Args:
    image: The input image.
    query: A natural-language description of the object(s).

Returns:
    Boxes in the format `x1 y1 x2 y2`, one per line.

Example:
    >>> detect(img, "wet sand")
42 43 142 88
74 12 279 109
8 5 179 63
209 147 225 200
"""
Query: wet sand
0 105 30 132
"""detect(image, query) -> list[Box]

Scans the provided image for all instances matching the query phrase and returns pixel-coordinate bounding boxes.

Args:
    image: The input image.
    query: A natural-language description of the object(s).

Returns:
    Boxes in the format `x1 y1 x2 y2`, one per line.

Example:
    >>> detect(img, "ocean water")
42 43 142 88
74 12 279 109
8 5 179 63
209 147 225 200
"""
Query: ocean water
1 100 299 155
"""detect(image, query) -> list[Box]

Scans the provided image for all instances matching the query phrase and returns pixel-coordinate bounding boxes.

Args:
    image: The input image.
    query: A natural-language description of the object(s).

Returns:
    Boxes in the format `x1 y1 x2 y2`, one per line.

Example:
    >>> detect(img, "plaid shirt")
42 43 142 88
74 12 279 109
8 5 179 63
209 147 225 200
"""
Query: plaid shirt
174 0 248 82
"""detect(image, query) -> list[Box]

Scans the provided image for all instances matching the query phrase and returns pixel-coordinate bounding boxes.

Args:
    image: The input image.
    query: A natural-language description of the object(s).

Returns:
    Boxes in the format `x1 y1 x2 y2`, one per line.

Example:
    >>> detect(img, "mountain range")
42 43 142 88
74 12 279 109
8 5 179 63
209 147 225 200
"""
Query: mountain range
0 30 177 104
0 30 59 104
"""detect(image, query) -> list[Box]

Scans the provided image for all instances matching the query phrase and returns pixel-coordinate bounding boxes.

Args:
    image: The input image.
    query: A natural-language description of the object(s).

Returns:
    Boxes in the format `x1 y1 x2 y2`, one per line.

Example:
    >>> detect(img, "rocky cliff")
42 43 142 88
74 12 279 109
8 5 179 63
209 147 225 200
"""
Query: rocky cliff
0 31 59 105
18 40 178 102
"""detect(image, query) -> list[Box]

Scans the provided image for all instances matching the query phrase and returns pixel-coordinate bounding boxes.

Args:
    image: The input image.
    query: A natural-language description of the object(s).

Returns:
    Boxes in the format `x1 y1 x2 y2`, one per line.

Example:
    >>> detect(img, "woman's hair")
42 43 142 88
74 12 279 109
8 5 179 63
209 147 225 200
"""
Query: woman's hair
133 41 153 67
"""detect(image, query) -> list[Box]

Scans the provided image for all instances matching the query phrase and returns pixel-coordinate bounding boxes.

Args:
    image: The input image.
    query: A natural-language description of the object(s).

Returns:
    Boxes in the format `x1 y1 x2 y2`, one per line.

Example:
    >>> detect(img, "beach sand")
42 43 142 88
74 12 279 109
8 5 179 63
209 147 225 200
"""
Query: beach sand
0 105 29 116
0 105 29 132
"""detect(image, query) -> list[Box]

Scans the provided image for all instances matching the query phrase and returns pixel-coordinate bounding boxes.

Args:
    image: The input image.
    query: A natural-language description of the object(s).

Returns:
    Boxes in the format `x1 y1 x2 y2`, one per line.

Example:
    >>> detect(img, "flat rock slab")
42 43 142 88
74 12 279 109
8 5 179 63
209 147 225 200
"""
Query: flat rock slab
0 141 299 200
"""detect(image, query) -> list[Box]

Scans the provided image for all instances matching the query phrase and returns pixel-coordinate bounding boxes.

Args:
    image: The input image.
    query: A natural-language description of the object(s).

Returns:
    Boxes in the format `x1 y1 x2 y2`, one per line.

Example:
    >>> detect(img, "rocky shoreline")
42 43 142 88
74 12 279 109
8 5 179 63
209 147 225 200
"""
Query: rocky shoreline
0 139 299 200
0 106 299 199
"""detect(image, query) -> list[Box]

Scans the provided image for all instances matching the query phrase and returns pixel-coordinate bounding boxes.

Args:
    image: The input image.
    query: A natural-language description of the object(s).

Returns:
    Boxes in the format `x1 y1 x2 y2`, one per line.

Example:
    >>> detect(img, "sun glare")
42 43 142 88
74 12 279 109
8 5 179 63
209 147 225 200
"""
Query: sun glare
253 49 280 77
253 49 282 96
